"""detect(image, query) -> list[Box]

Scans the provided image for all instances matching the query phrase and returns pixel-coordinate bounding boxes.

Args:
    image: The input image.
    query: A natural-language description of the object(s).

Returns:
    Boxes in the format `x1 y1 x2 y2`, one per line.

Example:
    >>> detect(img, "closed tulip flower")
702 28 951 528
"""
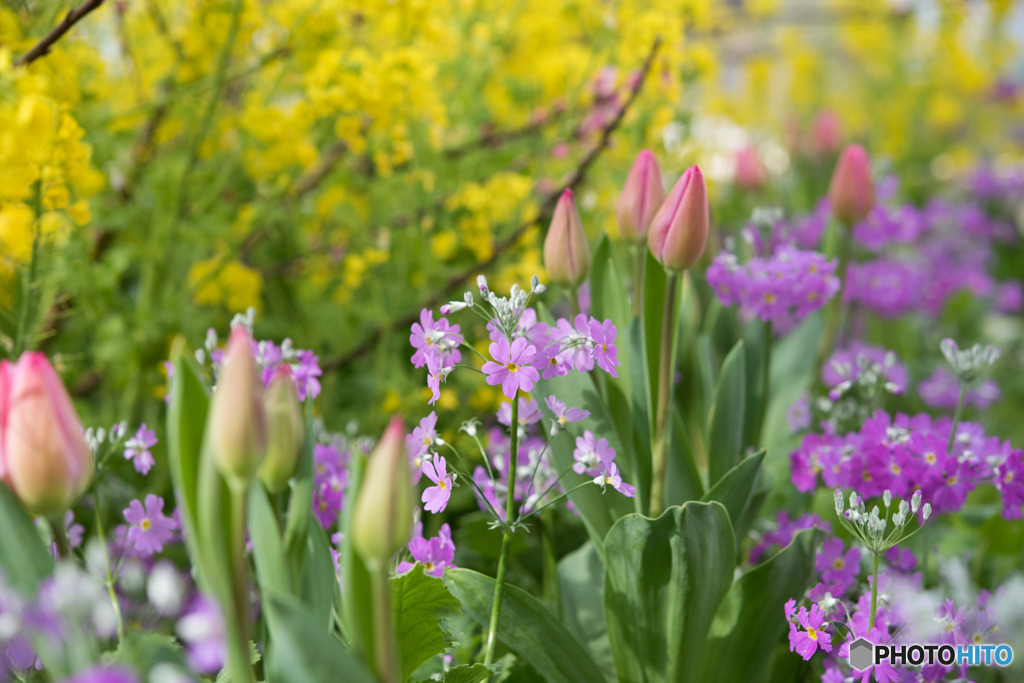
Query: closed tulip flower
543 189 590 289
617 150 665 244
647 165 709 272
0 353 93 516
812 109 842 156
828 145 874 225
734 146 768 190
208 327 267 488
351 416 413 568
257 365 304 492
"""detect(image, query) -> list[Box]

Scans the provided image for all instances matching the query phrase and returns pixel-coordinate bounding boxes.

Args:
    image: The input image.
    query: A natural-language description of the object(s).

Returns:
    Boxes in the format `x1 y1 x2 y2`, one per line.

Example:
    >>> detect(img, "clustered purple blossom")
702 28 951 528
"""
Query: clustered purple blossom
919 367 1001 411
124 424 158 475
790 410 1024 520
312 439 353 529
821 343 908 400
706 242 840 334
397 523 456 578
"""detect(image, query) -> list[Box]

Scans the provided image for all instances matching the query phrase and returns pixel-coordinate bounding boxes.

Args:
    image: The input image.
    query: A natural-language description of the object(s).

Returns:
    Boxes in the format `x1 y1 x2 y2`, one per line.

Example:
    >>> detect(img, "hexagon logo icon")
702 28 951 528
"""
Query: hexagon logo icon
849 638 874 671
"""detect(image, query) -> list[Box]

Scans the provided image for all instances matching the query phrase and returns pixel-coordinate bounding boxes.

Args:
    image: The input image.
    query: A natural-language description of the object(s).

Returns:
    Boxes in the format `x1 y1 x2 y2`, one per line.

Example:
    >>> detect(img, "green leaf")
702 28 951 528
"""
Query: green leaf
284 403 315 567
392 564 462 681
558 542 615 680
341 452 375 658
265 592 375 683
445 568 604 683
102 631 186 674
440 663 497 683
589 235 629 329
698 528 823 683
707 341 746 487
166 340 210 579
701 450 765 528
641 250 669 415
298 523 339 631
248 483 290 597
604 502 736 683
0 485 52 597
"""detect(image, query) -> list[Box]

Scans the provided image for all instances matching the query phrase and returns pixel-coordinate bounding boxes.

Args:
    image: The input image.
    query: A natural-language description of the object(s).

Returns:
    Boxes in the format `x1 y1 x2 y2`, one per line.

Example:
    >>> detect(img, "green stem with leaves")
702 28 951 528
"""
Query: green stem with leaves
649 272 679 517
484 397 519 666
631 245 644 319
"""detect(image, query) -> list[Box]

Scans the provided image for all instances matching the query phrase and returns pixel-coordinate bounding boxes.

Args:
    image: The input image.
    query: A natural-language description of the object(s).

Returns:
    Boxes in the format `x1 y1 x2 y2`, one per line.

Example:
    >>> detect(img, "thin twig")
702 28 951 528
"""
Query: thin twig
320 37 663 373
14 0 106 67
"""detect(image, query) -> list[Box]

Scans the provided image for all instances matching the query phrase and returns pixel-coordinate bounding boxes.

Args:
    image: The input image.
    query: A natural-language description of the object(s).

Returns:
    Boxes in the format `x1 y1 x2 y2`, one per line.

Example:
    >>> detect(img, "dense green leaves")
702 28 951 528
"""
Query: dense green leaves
604 502 736 683
707 341 747 486
699 528 823 683
701 450 765 528
392 564 462 681
445 568 604 683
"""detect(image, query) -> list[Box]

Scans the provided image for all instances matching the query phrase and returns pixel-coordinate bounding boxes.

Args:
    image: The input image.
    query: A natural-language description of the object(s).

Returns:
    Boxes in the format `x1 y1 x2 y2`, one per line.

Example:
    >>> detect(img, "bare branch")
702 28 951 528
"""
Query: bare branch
14 0 106 67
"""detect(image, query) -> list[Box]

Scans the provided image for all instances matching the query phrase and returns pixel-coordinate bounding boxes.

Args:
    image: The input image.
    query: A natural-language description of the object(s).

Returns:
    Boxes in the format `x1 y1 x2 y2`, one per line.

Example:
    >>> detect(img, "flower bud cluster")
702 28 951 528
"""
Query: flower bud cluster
834 488 929 555
939 338 1001 385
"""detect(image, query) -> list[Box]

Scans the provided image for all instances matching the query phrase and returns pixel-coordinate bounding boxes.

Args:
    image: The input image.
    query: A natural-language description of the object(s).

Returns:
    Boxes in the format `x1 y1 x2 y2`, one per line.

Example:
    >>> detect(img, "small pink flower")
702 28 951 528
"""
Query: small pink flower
482 337 540 400
421 454 453 514
124 494 178 557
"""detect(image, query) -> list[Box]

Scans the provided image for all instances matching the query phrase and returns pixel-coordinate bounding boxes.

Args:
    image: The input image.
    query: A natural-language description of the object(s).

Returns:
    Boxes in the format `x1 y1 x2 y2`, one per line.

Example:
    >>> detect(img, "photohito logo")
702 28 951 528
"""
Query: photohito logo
848 639 1014 670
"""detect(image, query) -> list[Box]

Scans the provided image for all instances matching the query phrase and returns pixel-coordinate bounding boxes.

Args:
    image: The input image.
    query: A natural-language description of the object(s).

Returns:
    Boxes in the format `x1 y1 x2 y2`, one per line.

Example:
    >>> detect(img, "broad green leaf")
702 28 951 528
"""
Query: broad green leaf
641 251 669 414
707 341 746 487
265 592 375 683
166 339 210 579
102 631 186 674
604 502 736 683
392 564 462 681
698 528 823 683
445 568 604 683
701 450 765 528
248 483 289 597
665 408 704 506
284 403 315 567
298 523 339 631
741 321 768 450
589 235 629 330
627 320 653 510
341 452 375 658
558 542 615 680
0 485 52 596
440 663 497 683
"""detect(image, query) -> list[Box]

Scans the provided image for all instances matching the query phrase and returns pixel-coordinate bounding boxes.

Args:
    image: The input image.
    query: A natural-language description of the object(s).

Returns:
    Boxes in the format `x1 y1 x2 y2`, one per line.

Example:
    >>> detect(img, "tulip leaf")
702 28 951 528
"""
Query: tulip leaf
701 450 765 528
248 483 290 598
558 542 615 680
698 527 823 683
445 568 605 683
298 523 339 631
440 663 497 683
603 502 736 683
340 452 376 660
0 484 53 596
264 592 375 683
392 564 462 681
284 403 315 568
707 341 746 487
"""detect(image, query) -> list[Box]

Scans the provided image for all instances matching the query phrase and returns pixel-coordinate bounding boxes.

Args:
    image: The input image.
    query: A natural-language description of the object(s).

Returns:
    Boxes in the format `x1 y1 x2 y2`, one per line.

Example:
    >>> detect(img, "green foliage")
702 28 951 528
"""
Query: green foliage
707 341 747 487
557 542 615 680
603 502 735 683
445 568 605 683
0 485 53 597
392 564 463 681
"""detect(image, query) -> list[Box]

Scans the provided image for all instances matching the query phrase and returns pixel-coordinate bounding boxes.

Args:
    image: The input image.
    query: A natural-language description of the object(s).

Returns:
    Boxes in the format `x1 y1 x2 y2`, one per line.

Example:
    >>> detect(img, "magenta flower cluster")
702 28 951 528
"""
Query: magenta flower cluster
790 410 1024 520
706 243 840 333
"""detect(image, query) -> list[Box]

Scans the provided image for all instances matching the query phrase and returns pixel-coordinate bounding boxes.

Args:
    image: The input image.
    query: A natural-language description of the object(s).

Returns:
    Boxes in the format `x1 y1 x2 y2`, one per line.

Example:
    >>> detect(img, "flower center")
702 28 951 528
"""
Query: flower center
948 476 958 485
807 627 818 641
1006 471 1014 483
862 471 872 481
832 558 844 570
439 480 447 490
507 363 518 373
141 518 152 531
764 293 777 304
890 463 901 474
425 562 435 571
925 452 937 464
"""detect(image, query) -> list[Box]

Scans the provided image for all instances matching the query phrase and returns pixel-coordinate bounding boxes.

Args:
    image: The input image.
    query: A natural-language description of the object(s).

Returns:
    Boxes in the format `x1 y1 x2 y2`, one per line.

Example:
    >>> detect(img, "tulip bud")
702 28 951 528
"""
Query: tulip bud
617 150 666 244
812 109 842 156
351 416 413 568
208 327 267 489
543 189 590 289
647 165 709 272
734 146 768 190
0 353 93 516
257 365 304 492
828 145 874 225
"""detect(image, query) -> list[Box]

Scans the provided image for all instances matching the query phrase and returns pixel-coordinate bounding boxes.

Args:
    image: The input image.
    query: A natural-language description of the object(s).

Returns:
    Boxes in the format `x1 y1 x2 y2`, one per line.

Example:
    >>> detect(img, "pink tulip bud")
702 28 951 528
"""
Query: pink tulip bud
543 189 591 289
617 150 666 244
828 145 874 225
812 110 842 157
647 165 710 272
351 416 413 568
734 146 768 190
257 365 304 492
208 327 267 488
0 353 93 516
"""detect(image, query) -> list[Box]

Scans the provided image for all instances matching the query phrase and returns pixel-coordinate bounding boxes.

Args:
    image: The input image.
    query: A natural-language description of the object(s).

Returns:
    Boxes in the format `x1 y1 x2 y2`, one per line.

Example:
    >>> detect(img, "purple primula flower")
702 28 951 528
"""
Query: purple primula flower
572 430 615 476
788 604 832 660
497 397 542 428
588 319 620 377
426 354 450 405
482 337 540 400
537 342 571 379
593 461 635 497
177 595 225 675
124 424 158 475
837 624 899 683
919 367 1001 411
406 412 438 484
551 314 594 372
822 344 907 399
65 665 140 683
292 349 323 401
994 448 1024 520
123 495 178 557
410 308 463 369
544 395 590 429
396 523 457 578
816 538 860 593
422 454 453 514
488 307 550 349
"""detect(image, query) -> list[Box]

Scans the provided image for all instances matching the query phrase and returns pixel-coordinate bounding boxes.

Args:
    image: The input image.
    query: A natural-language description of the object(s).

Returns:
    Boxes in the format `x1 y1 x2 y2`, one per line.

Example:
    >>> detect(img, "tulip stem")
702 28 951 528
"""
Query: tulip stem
226 485 255 683
49 517 71 559
484 398 519 666
631 245 644 319
568 286 581 318
649 272 679 517
371 569 400 683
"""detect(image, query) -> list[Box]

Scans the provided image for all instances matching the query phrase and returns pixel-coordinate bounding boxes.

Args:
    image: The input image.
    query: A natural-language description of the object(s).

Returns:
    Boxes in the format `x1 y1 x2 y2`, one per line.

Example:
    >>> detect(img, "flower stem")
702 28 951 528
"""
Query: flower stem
226 485 255 683
649 272 679 517
484 397 519 665
94 490 126 643
868 551 880 631
631 245 644 319
569 286 581 318
49 516 71 559
371 569 400 683
753 321 773 449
